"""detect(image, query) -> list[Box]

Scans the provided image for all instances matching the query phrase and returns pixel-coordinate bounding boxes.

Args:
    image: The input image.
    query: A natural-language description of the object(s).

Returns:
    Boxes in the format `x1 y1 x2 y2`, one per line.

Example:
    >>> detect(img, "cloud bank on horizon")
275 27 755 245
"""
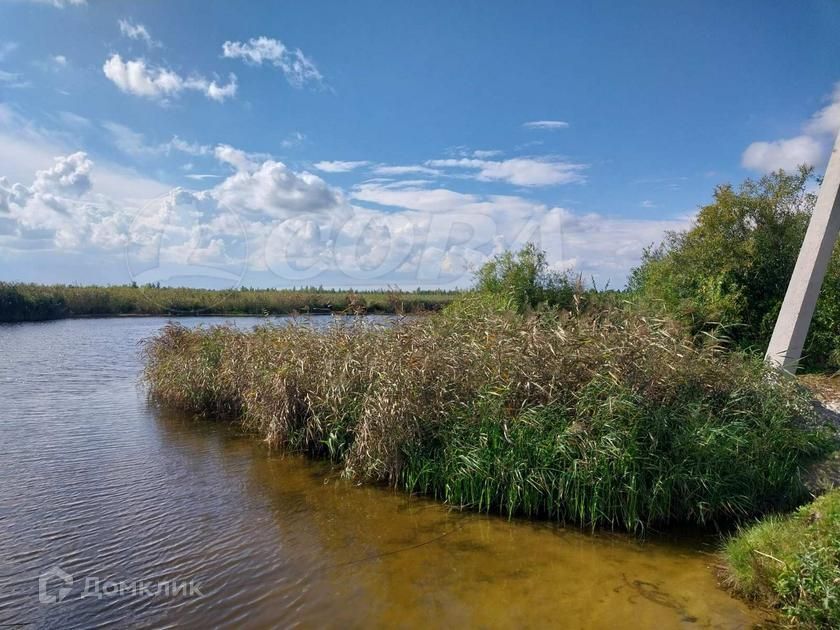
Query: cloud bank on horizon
0 103 690 289
1 1 838 288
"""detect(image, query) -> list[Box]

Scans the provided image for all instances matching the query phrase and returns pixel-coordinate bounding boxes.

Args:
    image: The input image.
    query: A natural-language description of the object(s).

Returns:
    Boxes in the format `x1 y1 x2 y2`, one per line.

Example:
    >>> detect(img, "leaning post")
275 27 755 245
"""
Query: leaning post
765 129 840 372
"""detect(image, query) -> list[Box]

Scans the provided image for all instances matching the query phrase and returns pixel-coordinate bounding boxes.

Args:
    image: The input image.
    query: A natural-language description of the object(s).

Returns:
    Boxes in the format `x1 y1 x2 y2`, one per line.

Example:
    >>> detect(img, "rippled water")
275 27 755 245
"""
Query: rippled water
0 317 764 628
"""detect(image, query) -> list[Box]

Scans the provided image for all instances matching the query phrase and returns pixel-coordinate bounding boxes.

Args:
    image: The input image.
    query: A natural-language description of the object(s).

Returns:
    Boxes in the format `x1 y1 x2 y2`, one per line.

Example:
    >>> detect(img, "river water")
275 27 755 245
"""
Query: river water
0 317 764 628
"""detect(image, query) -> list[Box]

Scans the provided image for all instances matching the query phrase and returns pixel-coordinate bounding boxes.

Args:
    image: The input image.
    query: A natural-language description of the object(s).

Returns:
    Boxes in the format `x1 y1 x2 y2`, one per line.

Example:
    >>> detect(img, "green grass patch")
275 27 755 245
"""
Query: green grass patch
722 489 840 628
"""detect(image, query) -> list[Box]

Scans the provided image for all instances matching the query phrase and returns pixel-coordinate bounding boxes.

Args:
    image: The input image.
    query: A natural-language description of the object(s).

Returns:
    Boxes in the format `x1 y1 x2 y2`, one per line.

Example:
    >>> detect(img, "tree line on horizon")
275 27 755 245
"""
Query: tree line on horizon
0 283 459 320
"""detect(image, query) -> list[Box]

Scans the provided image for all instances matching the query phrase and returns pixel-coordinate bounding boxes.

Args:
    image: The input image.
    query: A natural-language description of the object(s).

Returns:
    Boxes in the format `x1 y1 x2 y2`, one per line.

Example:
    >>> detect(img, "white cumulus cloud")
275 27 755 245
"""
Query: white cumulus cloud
0 106 688 289
222 36 322 88
372 164 441 176
102 54 237 102
427 156 586 186
313 160 370 173
118 19 161 48
805 83 840 137
213 144 271 172
741 136 824 173
742 82 840 173
214 159 341 219
32 152 92 197
0 152 97 248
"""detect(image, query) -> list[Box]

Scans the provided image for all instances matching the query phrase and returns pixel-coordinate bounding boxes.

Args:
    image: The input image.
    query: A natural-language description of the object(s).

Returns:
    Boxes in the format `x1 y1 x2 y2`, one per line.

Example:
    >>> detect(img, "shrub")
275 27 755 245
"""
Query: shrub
473 243 576 312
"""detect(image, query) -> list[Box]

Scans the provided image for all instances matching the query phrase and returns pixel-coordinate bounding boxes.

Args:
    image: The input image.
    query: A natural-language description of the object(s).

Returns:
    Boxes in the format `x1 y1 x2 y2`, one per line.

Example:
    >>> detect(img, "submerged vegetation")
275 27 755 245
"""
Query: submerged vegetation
143 246 833 531
0 282 457 321
722 490 840 628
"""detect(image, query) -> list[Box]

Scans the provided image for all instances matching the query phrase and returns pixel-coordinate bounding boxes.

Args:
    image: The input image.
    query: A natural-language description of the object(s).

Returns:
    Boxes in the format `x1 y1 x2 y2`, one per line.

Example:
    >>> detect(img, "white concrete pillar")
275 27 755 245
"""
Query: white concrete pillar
766 130 840 372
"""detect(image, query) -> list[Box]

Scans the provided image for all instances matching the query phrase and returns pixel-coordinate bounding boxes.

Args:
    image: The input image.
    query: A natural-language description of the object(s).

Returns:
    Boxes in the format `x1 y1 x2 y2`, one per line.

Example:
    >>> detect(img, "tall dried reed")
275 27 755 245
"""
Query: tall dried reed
143 301 832 531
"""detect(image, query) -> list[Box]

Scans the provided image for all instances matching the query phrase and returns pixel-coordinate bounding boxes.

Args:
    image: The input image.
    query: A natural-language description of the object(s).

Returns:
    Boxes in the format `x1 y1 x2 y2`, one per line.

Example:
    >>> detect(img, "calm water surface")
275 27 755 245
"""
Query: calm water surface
0 317 764 628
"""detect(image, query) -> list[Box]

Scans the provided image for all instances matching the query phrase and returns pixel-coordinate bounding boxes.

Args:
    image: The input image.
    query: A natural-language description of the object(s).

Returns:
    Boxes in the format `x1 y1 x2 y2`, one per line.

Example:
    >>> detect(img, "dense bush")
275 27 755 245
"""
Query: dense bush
143 304 831 531
723 489 840 628
472 243 576 312
629 167 840 370
462 242 623 318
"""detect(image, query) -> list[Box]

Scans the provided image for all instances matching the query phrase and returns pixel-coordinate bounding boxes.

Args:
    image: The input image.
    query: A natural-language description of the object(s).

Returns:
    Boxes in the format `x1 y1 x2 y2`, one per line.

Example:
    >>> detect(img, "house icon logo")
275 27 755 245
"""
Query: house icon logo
39 566 73 604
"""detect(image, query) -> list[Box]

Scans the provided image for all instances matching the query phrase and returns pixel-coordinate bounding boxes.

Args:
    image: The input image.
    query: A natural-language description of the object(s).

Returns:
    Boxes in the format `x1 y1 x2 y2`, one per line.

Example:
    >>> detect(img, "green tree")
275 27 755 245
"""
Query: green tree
630 167 840 369
473 243 575 312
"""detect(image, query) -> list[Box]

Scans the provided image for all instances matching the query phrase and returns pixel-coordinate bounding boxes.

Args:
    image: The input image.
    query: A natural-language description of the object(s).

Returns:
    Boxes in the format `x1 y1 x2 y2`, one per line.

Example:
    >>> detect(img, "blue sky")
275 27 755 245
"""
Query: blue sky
1 0 839 289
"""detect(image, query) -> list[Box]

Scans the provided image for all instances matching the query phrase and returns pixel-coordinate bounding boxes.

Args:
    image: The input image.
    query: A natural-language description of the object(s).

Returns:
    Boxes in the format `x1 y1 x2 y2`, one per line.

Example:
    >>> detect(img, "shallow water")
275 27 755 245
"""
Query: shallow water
0 317 764 628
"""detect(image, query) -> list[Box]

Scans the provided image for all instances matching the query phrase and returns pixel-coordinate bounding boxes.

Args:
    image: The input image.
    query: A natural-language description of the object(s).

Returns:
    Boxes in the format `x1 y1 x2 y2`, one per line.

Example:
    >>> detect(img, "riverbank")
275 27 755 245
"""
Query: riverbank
0 282 458 322
142 304 834 532
721 489 840 628
715 375 840 628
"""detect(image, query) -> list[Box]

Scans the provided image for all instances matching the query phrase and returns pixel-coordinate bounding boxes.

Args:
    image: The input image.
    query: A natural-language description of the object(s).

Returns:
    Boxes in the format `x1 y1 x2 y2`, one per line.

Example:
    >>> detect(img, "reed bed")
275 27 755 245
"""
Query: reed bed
0 282 456 321
143 301 832 531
